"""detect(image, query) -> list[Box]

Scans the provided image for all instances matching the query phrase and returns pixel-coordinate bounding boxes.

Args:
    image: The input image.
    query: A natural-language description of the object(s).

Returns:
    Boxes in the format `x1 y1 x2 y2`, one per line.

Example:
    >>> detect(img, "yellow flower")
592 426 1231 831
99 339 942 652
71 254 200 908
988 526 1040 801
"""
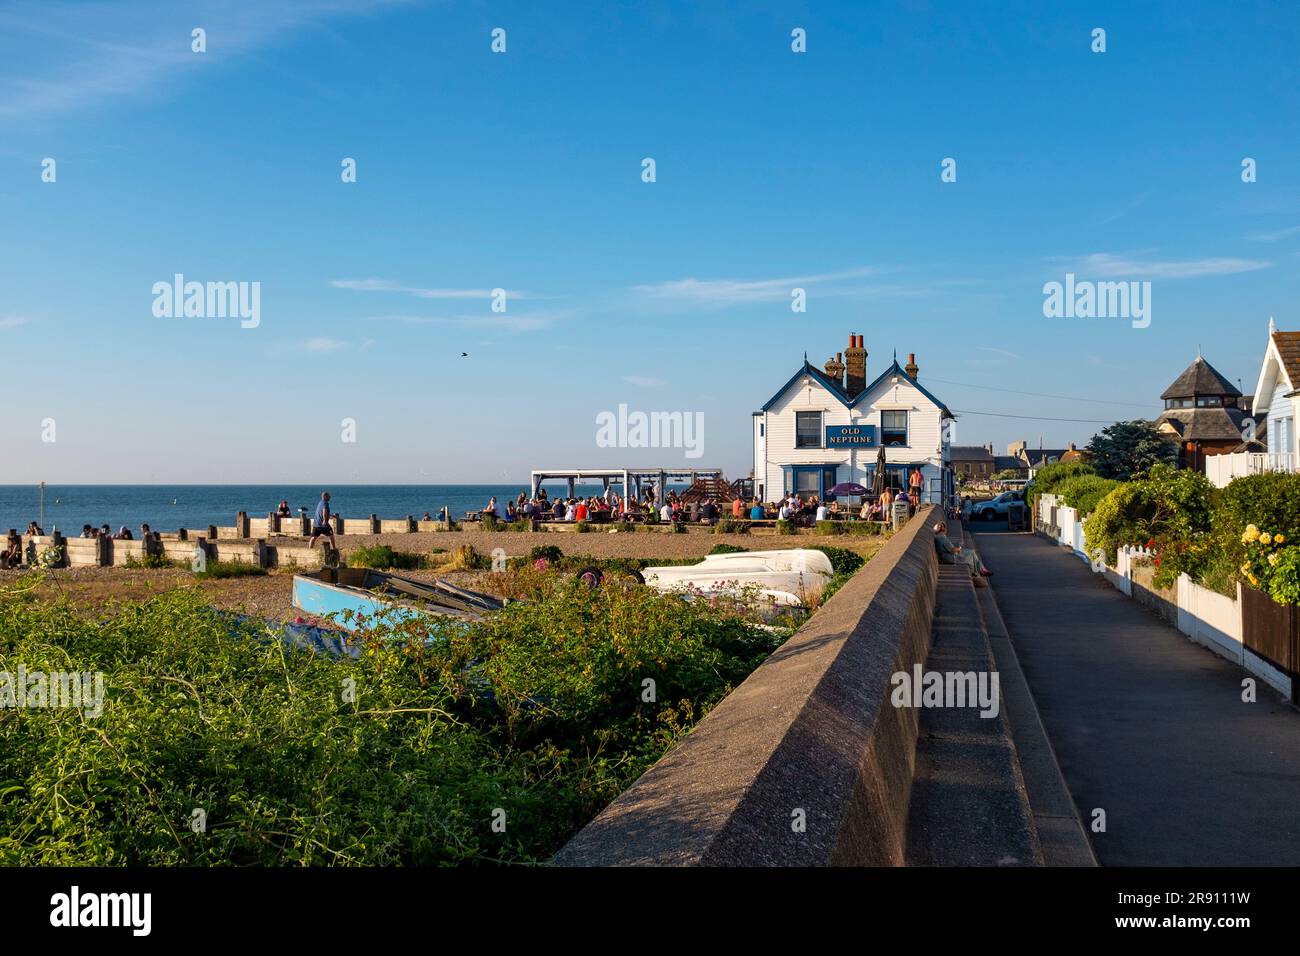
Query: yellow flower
1244 524 1260 542
1240 564 1251 574
1269 553 1280 566
1260 533 1273 545
1248 573 1260 586
1275 533 1286 544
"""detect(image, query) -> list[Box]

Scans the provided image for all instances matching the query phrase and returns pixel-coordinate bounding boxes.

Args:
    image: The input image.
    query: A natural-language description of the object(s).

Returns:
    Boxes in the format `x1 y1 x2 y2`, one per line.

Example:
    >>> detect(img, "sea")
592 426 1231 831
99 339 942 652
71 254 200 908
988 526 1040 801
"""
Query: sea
0 483 694 534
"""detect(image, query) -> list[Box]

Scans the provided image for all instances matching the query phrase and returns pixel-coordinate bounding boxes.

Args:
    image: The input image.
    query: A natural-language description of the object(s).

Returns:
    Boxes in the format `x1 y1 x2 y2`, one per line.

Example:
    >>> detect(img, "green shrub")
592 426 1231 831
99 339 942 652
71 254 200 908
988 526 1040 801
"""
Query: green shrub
809 545 865 577
347 545 425 570
1083 464 1214 586
775 519 796 536
671 522 686 534
1054 474 1120 516
847 521 882 536
1214 473 1300 544
1027 460 1095 516
814 520 847 536
713 519 749 535
480 514 501 532
0 582 783 865
124 553 182 570
527 545 563 564
708 543 748 555
194 560 267 580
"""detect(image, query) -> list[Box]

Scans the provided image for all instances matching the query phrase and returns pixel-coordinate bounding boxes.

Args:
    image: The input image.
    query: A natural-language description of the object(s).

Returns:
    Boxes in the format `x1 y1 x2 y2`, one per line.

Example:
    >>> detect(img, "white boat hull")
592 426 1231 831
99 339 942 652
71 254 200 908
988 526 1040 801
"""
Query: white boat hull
642 549 834 607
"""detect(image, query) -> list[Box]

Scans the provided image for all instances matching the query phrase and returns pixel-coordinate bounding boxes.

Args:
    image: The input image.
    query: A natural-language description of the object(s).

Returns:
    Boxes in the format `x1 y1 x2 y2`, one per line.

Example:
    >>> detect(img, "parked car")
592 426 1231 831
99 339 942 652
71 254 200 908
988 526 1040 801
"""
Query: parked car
973 490 1025 520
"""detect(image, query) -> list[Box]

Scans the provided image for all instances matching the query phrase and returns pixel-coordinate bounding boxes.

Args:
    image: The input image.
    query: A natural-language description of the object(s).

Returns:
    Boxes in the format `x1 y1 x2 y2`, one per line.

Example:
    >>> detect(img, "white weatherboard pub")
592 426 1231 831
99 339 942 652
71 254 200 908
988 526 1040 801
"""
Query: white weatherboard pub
751 333 955 504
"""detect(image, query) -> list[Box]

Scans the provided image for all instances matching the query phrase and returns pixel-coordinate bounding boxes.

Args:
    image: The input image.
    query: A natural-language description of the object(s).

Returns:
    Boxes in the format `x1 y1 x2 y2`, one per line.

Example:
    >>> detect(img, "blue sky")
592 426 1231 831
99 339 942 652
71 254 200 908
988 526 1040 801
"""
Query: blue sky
0 0 1296 483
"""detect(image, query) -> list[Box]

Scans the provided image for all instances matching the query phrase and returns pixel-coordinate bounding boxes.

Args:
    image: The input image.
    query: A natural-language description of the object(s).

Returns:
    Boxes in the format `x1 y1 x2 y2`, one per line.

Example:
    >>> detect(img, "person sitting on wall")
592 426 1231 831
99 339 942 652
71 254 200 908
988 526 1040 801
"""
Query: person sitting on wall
114 526 133 540
749 500 765 521
309 491 337 550
933 522 992 578
26 521 43 536
80 524 94 538
276 500 291 517
2 530 22 569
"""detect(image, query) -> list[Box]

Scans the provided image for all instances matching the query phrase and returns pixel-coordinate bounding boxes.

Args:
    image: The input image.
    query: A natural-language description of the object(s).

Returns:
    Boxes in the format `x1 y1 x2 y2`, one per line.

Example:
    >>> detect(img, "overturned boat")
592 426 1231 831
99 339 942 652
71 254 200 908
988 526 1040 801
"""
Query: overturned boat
641 548 834 608
292 567 506 631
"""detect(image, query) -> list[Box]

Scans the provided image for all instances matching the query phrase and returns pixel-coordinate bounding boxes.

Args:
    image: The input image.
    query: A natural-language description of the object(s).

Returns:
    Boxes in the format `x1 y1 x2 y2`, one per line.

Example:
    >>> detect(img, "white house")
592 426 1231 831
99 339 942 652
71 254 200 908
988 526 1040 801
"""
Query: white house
1251 318 1300 465
752 333 955 504
1206 318 1300 487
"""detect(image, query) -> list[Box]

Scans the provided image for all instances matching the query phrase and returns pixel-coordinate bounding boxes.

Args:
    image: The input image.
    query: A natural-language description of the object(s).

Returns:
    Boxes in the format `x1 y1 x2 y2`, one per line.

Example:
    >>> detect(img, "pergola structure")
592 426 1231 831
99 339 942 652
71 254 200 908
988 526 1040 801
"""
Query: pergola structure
529 468 725 503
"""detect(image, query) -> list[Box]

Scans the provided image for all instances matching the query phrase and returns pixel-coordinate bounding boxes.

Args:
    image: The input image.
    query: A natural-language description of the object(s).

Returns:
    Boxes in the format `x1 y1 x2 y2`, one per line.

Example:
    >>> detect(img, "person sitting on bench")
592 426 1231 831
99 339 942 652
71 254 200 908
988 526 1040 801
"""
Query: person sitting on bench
2 530 22 569
933 522 991 577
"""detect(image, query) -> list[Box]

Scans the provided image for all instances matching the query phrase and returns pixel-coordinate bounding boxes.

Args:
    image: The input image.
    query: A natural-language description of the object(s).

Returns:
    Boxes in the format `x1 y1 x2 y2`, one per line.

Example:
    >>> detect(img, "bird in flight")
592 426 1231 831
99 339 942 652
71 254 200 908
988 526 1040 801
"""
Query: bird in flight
461 352 469 357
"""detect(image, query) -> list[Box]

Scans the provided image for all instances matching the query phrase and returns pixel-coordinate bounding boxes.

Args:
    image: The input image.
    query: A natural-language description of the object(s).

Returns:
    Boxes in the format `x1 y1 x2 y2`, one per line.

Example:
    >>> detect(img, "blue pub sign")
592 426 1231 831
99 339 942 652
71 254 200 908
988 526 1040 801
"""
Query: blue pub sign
825 424 876 447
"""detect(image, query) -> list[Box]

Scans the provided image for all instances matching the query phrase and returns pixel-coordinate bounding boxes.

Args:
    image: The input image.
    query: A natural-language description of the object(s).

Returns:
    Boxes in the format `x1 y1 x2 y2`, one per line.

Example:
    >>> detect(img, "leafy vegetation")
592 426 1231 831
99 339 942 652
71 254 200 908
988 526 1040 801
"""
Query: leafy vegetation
1026 459 1096 516
1052 474 1121 516
347 545 427 570
712 519 749 534
708 544 748 555
1079 467 1300 602
0 567 790 865
193 560 267 580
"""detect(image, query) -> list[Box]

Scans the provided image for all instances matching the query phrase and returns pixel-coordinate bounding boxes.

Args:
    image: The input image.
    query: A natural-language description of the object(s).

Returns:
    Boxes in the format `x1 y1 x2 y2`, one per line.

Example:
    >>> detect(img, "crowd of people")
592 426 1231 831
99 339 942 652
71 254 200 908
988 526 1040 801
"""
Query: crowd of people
476 484 927 527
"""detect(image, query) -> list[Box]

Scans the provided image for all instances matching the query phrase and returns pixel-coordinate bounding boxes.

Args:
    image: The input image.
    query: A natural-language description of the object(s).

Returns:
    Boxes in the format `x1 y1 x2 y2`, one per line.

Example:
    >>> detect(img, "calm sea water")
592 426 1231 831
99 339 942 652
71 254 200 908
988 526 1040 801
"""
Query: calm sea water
0 484 685 534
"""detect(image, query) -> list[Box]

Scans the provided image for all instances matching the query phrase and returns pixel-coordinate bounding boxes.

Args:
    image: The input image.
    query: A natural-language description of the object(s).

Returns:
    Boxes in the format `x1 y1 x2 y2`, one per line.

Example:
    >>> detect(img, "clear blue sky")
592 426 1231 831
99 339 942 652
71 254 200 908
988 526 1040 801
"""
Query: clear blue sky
1 0 1296 483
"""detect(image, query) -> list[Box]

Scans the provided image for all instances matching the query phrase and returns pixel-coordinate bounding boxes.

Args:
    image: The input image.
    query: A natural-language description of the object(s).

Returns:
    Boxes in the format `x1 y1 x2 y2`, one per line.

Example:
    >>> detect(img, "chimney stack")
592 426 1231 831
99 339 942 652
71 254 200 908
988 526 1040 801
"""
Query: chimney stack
844 334 867 396
823 352 845 389
905 352 919 379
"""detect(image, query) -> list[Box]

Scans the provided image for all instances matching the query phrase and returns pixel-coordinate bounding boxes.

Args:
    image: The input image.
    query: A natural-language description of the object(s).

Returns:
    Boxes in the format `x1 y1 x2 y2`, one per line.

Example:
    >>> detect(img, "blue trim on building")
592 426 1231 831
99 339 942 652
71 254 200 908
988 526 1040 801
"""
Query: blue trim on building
759 358 955 419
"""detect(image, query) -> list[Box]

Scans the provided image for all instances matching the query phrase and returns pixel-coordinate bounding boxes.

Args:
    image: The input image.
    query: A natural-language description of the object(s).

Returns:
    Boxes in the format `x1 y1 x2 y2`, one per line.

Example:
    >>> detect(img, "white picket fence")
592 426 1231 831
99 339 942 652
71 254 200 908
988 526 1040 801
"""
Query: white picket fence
1035 494 1289 697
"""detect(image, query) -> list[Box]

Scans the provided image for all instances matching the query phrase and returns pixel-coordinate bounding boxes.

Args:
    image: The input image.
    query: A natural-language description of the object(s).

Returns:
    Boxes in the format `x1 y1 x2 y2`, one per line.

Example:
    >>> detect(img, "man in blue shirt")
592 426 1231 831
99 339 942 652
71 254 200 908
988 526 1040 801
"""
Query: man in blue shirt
309 491 337 551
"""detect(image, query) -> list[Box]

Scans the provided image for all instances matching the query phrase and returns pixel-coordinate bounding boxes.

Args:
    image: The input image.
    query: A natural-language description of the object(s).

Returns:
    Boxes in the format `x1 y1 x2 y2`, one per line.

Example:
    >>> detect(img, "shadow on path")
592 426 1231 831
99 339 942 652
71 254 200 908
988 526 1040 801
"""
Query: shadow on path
977 532 1300 867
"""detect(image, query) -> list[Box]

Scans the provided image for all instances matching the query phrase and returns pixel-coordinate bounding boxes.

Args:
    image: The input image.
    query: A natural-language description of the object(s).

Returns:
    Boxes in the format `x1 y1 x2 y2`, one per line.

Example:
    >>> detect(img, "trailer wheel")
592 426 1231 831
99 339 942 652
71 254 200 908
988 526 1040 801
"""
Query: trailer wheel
575 566 603 587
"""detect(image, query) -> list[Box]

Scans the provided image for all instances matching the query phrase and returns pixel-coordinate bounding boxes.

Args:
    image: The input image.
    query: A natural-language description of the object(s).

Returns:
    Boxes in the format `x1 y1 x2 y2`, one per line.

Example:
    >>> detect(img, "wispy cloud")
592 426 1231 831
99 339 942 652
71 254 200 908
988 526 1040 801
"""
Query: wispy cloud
628 266 888 308
304 336 347 352
1067 252 1271 279
330 278 550 300
623 375 665 387
1246 225 1300 242
0 0 415 120
977 346 1021 360
0 316 31 329
362 312 553 333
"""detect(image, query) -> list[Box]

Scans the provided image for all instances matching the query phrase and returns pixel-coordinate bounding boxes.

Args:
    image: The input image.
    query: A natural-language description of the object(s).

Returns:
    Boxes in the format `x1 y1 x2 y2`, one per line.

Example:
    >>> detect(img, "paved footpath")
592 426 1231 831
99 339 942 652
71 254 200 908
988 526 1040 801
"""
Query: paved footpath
975 531 1300 866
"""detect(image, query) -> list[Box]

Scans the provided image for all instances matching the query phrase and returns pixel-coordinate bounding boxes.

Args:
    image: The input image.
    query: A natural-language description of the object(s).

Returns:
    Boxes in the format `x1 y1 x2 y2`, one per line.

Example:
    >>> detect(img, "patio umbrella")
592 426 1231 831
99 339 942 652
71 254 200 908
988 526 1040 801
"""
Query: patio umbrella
871 445 887 495
827 482 869 497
